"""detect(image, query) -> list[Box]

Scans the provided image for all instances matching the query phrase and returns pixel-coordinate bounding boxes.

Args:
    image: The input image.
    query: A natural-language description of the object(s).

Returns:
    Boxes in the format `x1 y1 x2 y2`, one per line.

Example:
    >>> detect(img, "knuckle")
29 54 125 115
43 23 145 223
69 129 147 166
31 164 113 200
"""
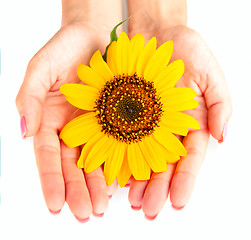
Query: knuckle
186 146 204 160
35 144 60 156
65 179 83 187
26 56 39 73
15 93 21 110
27 51 46 71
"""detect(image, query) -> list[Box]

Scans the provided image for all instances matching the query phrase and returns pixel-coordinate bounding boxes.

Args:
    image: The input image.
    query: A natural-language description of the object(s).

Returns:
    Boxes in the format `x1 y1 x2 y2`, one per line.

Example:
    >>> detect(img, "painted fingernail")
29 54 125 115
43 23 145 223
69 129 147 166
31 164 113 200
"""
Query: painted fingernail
49 209 61 215
172 204 185 210
108 195 112 199
218 122 228 143
131 205 142 211
74 215 90 223
93 212 104 218
20 116 27 139
145 214 158 221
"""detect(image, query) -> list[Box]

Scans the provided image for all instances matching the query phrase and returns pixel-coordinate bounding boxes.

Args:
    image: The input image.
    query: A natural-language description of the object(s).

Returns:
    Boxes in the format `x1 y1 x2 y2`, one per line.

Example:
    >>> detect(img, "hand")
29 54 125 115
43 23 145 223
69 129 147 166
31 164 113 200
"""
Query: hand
127 25 232 218
16 21 114 220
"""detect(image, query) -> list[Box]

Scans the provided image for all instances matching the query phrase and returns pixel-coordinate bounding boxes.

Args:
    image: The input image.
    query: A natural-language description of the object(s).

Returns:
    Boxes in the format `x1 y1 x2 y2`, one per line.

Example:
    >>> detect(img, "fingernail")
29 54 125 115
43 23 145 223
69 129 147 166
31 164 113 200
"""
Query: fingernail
74 215 90 223
20 116 27 139
108 195 112 199
49 209 61 215
145 214 158 221
131 205 142 211
93 212 104 218
172 204 185 210
218 122 228 143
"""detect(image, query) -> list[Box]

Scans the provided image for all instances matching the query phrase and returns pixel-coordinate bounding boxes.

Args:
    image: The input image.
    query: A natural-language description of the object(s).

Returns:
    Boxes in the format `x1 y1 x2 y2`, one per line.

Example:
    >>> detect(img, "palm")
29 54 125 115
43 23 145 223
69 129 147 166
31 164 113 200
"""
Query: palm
33 22 111 129
37 24 99 135
161 26 209 131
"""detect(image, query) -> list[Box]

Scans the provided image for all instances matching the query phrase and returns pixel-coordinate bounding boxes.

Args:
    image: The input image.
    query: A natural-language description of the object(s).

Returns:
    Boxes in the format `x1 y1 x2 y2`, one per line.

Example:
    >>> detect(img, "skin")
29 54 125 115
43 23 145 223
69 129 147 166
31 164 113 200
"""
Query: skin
16 0 232 221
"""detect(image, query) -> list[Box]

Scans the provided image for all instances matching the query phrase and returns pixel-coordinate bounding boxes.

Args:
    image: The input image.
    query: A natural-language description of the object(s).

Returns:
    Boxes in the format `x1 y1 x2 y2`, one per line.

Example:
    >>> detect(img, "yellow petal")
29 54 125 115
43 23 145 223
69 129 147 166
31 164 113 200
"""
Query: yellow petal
59 112 99 148
152 135 181 163
154 126 187 157
77 131 104 168
164 99 199 112
138 136 167 172
60 83 98 110
104 141 126 185
77 64 106 89
144 41 173 82
84 134 115 173
161 111 200 136
161 87 199 111
90 50 114 82
107 41 118 77
162 149 180 164
117 147 132 188
160 124 189 136
116 32 130 75
161 87 197 99
136 37 156 77
128 34 145 75
154 60 185 91
127 142 151 180
130 34 145 59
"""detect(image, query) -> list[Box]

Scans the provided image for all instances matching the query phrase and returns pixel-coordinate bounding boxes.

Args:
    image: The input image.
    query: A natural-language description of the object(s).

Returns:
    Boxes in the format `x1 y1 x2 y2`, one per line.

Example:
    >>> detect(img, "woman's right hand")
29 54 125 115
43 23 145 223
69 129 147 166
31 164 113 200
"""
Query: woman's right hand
16 3 121 221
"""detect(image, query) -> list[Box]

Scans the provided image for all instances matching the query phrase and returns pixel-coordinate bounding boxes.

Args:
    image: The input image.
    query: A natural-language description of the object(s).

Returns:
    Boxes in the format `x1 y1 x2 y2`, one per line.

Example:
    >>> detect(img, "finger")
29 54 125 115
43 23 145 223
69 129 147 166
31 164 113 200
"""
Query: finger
34 128 65 213
16 52 54 138
61 142 92 220
128 179 148 210
85 167 109 216
170 129 209 208
107 179 118 198
142 164 176 219
204 56 232 141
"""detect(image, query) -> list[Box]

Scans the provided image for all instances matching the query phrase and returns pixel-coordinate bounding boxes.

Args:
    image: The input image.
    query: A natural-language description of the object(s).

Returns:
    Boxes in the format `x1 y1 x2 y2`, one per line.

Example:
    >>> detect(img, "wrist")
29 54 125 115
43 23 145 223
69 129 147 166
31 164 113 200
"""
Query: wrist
127 0 187 33
61 0 122 32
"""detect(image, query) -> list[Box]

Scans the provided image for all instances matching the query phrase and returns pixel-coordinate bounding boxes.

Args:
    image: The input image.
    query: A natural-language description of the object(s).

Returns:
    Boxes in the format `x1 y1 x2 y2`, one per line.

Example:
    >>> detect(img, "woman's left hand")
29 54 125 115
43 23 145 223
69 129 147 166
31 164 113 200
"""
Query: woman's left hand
128 25 232 219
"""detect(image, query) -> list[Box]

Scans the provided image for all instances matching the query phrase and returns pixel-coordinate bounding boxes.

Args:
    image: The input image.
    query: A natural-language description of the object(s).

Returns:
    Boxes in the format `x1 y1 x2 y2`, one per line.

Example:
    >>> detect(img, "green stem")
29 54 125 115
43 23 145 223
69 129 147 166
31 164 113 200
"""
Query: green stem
102 17 131 62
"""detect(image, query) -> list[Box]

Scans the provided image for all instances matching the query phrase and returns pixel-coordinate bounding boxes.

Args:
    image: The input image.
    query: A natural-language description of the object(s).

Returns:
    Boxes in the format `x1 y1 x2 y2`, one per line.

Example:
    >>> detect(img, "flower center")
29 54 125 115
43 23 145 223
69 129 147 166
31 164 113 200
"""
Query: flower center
116 95 143 123
94 74 163 143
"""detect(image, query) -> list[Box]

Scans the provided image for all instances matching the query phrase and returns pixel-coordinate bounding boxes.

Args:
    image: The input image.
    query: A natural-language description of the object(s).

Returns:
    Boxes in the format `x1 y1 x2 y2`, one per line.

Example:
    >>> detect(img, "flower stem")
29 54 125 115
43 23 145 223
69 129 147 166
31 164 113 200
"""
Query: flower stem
102 17 131 62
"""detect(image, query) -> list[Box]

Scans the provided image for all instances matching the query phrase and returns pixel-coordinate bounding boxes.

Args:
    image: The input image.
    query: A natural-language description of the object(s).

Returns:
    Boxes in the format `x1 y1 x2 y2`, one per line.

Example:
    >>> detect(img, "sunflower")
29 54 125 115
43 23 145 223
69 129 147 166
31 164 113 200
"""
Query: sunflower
59 31 200 187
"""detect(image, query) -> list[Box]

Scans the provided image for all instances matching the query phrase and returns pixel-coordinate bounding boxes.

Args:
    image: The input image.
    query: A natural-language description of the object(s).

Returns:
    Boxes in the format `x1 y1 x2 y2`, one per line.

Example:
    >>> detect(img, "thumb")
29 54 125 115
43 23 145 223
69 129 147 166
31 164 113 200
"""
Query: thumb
205 56 232 142
16 52 53 138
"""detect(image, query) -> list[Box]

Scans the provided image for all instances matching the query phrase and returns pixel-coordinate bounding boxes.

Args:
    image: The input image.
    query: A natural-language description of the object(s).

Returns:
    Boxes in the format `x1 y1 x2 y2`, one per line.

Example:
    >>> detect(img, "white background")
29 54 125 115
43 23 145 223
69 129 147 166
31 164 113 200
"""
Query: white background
0 0 251 239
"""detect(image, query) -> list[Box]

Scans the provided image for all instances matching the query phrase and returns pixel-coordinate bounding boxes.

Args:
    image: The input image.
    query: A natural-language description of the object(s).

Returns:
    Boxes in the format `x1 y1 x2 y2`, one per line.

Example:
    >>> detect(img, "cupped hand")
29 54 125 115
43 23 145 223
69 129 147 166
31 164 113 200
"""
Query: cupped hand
16 22 112 220
128 25 232 219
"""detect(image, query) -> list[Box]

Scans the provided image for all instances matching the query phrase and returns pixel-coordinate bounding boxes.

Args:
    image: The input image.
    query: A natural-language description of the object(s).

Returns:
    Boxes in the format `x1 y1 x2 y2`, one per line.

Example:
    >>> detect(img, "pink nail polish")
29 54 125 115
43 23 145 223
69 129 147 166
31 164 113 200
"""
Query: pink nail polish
108 195 113 199
74 215 90 223
218 122 228 143
145 214 158 221
131 205 142 211
20 116 27 139
49 209 61 215
172 204 185 210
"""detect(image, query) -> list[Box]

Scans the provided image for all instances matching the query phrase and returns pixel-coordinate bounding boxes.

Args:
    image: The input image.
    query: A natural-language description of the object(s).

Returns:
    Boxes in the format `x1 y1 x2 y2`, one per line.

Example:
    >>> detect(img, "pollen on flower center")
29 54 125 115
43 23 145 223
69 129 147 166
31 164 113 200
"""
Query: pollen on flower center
116 95 143 122
94 74 163 143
